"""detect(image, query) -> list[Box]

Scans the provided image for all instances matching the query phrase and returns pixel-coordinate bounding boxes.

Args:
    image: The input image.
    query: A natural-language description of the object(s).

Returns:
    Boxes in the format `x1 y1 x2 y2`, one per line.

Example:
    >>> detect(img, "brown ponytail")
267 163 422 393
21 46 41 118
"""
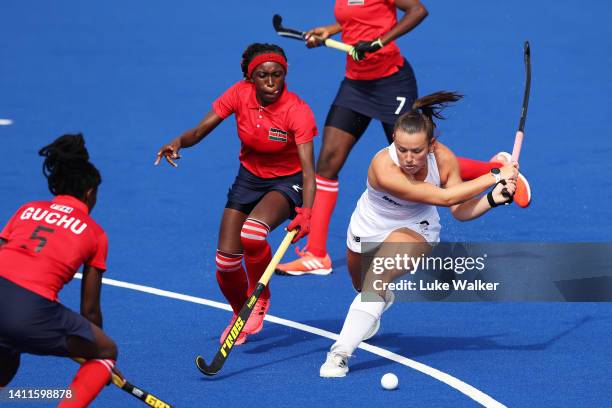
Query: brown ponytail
394 91 463 142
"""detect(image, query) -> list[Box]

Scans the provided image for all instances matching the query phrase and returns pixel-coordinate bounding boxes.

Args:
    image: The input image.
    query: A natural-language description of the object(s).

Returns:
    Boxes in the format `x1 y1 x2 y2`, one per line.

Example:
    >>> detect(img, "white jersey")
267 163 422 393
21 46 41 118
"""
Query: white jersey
346 143 441 253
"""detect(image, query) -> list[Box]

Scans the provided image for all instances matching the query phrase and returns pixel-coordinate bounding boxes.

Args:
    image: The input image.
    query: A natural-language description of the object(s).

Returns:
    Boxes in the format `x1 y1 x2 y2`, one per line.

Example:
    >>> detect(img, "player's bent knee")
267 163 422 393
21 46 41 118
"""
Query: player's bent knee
240 218 270 253
99 339 118 360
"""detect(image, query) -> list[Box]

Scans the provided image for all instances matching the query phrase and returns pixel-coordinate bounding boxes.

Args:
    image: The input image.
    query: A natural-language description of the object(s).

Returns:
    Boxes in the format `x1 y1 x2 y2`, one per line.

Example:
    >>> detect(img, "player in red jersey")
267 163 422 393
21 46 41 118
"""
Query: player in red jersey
277 0 531 276
155 43 317 344
0 134 117 407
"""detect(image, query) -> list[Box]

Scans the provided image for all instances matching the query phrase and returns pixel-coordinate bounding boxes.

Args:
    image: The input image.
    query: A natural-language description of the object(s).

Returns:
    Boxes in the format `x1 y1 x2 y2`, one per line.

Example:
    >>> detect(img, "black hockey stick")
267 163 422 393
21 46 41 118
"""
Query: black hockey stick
502 41 531 200
272 14 353 53
195 230 297 376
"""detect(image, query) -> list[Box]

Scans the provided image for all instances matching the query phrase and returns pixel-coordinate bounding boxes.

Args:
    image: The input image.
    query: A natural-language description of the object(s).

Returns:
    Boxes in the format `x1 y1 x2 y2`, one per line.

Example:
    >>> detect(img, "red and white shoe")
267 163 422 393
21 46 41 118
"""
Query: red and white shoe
490 151 532 208
276 247 333 276
243 298 270 335
220 314 247 345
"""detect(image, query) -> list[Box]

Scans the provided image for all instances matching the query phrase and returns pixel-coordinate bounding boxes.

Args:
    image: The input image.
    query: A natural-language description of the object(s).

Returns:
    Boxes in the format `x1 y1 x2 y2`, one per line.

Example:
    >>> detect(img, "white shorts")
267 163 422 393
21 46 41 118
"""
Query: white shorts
346 208 441 254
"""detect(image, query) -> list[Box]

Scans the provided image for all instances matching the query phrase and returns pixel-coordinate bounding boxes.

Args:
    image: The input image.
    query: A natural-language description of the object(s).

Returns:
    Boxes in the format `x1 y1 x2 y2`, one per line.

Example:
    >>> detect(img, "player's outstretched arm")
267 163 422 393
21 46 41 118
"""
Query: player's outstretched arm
155 110 224 167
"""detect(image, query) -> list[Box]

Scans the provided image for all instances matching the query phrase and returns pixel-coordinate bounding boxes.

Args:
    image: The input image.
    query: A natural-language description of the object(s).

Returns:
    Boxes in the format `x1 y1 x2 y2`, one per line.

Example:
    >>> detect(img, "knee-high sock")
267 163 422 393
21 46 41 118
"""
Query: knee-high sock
457 157 503 180
240 218 272 300
59 359 114 408
215 251 248 315
308 174 339 257
331 293 386 356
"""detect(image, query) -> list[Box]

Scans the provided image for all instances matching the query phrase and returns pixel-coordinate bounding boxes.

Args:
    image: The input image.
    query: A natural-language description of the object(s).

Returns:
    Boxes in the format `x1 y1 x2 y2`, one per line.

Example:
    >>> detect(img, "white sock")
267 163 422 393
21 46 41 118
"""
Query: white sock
331 293 386 355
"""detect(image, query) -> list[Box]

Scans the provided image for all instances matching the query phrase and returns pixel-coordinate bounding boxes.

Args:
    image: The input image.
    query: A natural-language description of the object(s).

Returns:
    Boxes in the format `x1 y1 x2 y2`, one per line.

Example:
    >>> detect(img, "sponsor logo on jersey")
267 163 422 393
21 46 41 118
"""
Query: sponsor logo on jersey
382 195 401 206
268 127 288 142
348 0 365 5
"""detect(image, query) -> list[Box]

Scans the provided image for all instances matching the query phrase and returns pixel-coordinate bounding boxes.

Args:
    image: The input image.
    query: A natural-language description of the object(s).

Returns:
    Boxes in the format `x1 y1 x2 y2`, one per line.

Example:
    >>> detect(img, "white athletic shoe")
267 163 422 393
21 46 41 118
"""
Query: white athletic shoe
319 351 349 378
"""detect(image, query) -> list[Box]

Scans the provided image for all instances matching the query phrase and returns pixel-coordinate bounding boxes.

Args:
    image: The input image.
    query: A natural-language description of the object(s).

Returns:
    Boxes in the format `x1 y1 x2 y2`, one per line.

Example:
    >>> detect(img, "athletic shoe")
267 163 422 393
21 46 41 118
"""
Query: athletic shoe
319 351 349 378
490 151 532 208
276 246 332 276
220 314 247 345
243 298 270 335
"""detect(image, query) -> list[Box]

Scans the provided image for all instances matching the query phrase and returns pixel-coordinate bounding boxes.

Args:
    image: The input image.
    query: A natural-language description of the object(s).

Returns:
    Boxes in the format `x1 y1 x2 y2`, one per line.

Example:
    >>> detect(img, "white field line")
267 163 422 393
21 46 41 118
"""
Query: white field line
74 273 506 408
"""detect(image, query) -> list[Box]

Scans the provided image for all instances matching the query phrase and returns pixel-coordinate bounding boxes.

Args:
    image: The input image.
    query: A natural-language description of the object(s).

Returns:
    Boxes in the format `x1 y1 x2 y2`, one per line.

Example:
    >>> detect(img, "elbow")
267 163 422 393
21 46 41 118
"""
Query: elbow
417 4 428 20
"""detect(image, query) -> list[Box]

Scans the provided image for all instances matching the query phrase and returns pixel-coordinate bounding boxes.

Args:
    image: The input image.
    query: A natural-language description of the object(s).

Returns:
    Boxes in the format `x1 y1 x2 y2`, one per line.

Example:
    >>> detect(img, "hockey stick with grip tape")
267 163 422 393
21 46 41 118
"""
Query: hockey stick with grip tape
72 358 172 408
502 41 531 199
195 229 297 376
272 14 353 53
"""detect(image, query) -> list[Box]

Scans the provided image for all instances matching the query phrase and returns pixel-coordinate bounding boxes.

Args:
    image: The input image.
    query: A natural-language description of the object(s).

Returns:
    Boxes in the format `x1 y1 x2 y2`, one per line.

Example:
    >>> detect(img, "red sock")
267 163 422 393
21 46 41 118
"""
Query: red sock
215 251 248 314
308 174 339 257
240 219 272 300
457 157 502 180
59 359 114 408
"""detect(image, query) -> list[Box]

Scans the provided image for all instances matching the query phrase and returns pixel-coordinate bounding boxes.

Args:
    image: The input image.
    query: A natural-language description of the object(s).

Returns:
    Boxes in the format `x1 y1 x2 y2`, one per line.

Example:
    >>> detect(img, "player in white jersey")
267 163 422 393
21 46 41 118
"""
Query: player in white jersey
320 91 518 377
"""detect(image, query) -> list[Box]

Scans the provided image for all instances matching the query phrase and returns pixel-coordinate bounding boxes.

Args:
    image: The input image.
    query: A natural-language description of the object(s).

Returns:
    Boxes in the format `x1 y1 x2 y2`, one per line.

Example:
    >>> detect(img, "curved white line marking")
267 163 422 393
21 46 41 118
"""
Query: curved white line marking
75 274 505 408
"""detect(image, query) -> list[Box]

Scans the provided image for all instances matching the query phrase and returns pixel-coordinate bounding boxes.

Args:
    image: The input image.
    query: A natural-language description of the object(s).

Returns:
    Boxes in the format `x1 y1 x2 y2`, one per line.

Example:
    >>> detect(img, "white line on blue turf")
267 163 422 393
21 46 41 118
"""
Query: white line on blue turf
74 273 506 408
0 119 13 126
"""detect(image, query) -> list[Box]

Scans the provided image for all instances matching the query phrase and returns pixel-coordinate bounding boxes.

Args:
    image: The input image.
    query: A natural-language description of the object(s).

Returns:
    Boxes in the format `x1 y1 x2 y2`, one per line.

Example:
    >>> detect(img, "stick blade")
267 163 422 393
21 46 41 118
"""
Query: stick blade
195 355 219 376
272 14 283 31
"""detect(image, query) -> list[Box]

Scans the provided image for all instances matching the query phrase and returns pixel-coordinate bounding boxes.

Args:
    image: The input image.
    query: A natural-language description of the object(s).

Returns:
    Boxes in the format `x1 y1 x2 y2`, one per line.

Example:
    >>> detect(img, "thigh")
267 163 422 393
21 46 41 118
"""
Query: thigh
249 191 292 232
362 228 432 296
66 323 117 360
346 248 364 292
318 105 371 178
381 122 395 144
0 347 20 386
217 208 249 254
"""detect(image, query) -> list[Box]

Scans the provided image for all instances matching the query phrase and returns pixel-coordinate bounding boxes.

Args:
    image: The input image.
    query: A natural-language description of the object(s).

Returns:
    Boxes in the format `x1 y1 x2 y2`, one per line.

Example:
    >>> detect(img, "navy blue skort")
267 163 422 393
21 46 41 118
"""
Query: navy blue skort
225 165 303 216
331 59 418 125
0 277 94 357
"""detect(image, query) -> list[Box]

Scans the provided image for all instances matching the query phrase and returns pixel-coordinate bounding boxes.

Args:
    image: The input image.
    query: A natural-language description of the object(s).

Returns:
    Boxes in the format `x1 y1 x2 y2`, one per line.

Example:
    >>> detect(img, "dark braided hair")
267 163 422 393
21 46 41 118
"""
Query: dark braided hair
38 133 101 198
393 91 463 142
240 43 287 79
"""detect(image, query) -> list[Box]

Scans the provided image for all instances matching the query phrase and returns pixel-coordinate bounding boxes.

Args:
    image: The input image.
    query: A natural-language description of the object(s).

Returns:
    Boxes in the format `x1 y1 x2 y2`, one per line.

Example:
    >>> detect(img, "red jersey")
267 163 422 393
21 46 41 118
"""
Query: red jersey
335 0 405 80
0 195 108 302
213 80 317 178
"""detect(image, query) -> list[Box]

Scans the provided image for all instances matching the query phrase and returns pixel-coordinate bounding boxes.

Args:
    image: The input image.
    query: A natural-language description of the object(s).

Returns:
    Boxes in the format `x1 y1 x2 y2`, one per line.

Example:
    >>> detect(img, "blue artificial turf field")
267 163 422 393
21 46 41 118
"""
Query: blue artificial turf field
1 1 611 407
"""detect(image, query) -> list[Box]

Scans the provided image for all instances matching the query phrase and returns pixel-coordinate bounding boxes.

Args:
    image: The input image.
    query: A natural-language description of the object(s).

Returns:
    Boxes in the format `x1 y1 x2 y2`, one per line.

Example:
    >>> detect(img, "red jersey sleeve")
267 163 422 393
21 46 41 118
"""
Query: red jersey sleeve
288 102 318 145
212 81 242 119
86 230 108 272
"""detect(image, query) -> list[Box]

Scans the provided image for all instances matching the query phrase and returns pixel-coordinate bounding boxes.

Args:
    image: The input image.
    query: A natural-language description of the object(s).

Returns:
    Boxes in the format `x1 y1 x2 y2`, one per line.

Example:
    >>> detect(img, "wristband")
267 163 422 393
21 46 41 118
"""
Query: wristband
487 191 499 208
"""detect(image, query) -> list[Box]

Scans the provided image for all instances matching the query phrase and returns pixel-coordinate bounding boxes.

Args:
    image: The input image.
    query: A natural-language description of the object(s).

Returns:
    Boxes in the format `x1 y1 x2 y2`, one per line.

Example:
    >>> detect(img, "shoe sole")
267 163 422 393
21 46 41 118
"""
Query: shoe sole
275 267 333 276
320 371 347 378
515 173 531 208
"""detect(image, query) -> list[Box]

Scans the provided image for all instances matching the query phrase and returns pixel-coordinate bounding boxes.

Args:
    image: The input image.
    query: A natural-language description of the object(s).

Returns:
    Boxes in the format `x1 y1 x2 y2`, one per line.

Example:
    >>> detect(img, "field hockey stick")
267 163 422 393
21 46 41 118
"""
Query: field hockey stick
502 41 531 199
72 358 173 408
272 14 353 53
195 229 297 376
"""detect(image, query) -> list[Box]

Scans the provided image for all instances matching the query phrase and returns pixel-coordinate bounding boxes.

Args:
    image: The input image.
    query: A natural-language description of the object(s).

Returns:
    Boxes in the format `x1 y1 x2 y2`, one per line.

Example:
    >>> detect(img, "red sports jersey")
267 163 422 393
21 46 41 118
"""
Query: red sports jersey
335 0 405 80
213 80 317 178
0 195 108 302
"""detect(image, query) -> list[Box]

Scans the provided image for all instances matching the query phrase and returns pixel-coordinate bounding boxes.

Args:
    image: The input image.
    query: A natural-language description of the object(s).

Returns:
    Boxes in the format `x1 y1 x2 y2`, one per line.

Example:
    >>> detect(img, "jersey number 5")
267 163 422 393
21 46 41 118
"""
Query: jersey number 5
395 97 406 114
30 225 55 253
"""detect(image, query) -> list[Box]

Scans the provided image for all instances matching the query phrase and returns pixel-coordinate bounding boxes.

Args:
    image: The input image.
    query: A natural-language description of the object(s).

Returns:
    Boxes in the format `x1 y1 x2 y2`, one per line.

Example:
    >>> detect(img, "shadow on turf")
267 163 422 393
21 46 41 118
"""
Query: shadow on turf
349 316 593 373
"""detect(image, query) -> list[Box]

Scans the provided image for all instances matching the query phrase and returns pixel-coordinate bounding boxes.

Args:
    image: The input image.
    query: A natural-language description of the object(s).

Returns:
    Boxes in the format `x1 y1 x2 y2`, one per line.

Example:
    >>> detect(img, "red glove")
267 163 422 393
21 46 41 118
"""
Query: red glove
287 207 312 243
